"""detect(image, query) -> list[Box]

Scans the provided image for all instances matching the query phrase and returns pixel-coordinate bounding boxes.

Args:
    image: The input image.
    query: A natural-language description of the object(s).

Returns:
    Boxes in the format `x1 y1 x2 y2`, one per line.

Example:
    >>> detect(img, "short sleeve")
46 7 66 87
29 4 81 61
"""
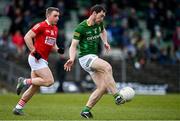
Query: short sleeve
73 26 83 41
31 23 43 35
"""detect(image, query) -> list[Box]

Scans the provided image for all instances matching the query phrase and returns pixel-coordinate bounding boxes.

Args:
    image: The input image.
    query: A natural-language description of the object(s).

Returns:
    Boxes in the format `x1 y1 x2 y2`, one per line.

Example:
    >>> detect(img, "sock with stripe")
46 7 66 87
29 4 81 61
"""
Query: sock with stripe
23 79 32 85
15 99 27 109
113 92 120 99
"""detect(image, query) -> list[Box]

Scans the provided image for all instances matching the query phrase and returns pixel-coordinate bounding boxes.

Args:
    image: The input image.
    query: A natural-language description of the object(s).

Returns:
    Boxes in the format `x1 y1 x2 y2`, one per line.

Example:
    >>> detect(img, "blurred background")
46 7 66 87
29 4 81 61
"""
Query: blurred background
0 0 179 94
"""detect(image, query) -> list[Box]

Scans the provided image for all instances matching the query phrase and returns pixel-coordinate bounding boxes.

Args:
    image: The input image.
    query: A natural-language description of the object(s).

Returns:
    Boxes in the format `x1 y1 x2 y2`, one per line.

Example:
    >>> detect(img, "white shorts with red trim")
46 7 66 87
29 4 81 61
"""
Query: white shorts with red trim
28 54 48 71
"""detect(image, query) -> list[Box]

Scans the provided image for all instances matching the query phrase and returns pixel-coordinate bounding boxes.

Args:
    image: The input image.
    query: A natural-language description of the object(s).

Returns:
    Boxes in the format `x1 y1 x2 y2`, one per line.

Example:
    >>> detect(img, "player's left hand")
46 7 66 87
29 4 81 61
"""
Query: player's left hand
104 43 111 53
57 47 64 54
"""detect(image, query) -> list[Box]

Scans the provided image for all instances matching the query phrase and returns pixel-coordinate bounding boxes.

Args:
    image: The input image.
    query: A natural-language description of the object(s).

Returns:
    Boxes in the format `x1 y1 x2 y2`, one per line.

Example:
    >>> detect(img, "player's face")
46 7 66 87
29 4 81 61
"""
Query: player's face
48 11 60 25
95 11 105 24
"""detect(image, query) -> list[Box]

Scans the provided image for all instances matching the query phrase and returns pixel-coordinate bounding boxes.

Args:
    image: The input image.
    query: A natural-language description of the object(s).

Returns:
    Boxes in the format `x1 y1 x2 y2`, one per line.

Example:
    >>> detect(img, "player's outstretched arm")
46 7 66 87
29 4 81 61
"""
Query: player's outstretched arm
64 39 79 71
100 29 111 52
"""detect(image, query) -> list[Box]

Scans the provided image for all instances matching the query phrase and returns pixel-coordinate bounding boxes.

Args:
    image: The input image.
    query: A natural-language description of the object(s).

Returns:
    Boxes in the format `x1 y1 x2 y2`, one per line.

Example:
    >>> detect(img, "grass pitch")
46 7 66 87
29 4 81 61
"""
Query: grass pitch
0 93 180 120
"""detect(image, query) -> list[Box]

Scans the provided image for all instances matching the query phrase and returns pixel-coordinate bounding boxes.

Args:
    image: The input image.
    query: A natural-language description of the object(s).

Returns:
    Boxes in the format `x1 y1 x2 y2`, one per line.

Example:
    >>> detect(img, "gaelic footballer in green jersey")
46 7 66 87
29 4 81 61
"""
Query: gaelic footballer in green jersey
64 4 126 119
73 20 104 57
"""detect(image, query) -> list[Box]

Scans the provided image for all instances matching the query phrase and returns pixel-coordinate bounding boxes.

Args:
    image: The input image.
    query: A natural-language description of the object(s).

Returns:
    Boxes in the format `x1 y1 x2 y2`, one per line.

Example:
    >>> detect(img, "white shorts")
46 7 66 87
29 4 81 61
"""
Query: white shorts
79 54 98 75
28 54 48 71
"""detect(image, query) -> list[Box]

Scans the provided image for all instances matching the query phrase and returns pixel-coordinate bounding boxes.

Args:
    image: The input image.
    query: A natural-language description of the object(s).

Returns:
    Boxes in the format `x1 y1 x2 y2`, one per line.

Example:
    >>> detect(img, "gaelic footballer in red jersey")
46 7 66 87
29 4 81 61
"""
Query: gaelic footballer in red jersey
13 7 64 115
31 20 58 60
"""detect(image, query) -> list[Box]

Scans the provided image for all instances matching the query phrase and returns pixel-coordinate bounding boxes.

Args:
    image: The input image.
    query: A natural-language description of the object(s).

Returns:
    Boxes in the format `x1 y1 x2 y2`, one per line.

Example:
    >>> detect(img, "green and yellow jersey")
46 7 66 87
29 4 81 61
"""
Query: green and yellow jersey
73 20 104 57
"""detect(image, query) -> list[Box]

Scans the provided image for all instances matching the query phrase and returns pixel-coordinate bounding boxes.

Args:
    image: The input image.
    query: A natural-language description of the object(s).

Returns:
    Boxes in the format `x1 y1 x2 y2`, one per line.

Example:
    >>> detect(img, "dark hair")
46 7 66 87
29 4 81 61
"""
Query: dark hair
46 7 60 16
90 4 106 14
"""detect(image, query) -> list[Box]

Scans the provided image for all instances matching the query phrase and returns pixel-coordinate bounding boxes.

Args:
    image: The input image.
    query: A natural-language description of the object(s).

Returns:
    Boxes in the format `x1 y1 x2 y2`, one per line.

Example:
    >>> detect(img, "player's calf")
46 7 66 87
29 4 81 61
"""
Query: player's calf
43 79 54 87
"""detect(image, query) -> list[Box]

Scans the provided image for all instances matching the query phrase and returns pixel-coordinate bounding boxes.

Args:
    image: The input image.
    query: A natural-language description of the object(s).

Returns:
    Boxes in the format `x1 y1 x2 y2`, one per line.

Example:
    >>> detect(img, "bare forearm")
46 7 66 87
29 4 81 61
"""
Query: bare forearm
24 36 35 52
24 30 36 52
101 29 108 44
69 45 77 61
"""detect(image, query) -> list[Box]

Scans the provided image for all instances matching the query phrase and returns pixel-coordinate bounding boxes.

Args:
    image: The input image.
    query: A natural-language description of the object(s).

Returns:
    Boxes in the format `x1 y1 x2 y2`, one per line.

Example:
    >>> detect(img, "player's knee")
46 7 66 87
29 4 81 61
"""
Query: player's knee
104 64 112 73
44 79 54 87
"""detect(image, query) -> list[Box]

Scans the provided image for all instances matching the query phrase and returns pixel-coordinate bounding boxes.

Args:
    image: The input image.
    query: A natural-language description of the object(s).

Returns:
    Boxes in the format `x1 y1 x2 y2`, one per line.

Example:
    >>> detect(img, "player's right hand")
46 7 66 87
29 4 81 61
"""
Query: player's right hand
104 42 111 53
64 59 74 71
32 51 42 60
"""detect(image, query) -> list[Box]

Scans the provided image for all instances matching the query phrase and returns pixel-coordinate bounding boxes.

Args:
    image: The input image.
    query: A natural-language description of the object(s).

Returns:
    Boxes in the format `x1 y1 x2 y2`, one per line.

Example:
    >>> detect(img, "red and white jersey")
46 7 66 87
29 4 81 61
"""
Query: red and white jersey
31 20 58 60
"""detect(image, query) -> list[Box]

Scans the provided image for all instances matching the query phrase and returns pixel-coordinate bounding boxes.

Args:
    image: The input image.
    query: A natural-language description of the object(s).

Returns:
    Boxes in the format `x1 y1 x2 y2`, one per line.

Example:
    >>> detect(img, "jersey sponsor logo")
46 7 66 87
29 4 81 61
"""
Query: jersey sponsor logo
74 32 80 37
86 31 92 35
33 24 40 30
87 35 100 41
45 36 56 46
93 28 97 34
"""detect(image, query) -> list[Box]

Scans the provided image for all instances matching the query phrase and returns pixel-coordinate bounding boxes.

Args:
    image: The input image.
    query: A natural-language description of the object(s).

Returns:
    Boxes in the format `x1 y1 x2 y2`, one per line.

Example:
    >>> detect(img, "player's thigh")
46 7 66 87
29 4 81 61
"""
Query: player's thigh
91 58 112 73
33 67 54 82
31 71 38 78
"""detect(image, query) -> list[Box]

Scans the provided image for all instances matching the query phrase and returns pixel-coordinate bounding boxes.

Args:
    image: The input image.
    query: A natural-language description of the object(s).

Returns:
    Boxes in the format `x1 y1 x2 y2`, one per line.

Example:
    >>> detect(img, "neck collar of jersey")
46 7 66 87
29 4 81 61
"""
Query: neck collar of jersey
86 19 95 26
45 19 51 25
86 20 91 26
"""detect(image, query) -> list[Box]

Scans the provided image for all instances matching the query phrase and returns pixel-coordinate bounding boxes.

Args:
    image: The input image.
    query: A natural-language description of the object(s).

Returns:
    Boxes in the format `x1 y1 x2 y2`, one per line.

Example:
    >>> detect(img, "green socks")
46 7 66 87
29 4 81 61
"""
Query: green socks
82 93 120 113
113 92 120 99
82 106 91 112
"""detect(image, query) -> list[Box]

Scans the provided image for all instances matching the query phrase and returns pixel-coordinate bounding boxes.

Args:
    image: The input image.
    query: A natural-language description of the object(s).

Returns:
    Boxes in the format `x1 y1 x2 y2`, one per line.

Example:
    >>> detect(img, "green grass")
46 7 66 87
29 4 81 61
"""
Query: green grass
0 93 180 120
